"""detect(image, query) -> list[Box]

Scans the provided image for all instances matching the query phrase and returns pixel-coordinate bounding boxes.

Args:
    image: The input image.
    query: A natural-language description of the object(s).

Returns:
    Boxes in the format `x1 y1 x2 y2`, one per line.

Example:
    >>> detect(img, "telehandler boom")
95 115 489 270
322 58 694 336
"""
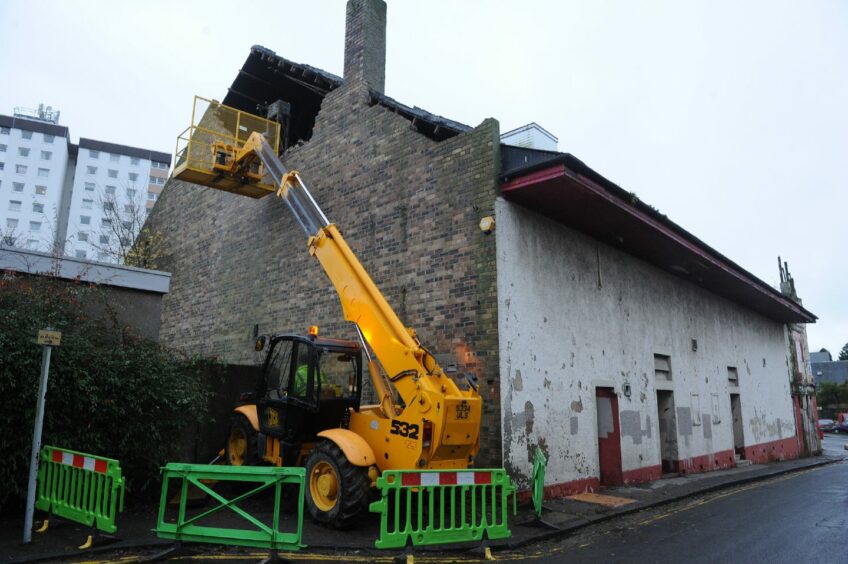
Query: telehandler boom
174 98 482 527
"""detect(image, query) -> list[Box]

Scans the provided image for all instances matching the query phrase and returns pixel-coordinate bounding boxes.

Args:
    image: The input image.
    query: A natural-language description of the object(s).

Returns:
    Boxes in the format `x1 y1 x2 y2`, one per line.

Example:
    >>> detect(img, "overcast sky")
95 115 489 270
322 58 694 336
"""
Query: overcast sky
1 0 844 353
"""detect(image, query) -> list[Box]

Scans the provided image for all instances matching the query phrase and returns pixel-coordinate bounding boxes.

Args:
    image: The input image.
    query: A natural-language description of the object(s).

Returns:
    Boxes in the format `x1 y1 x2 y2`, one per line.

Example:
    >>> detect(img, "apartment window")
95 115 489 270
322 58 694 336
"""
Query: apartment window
43 134 54 144
2 235 14 246
105 185 116 195
110 153 119 163
80 215 91 225
18 147 30 157
0 162 4 170
77 231 89 242
75 250 86 259
8 200 21 211
127 188 136 198
12 182 24 192
35 185 47 195
152 161 168 169
0 144 6 152
82 199 93 209
147 191 157 201
84 182 95 192
16 164 27 174
41 150 52 161
0 127 9 135
87 166 97 174
99 234 109 244
30 221 41 232
89 149 99 159
32 202 44 213
101 218 112 227
108 169 118 178
128 172 138 182
121 220 132 230
123 204 133 213
130 157 140 166
120 236 130 247
103 202 115 212
727 366 738 385
37 168 49 178
21 131 32 140
654 354 671 381
6 218 18 229
149 175 161 184
26 239 38 249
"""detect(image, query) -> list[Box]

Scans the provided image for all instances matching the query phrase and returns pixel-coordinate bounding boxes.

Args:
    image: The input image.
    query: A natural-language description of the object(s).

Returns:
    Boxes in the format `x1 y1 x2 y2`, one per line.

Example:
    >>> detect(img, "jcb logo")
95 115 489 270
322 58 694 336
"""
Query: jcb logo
266 407 280 427
455 401 471 420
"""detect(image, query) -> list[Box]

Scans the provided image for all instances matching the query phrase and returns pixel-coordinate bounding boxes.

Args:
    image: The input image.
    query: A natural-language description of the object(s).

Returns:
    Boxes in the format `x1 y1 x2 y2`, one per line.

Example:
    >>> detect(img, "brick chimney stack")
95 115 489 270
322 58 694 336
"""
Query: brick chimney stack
344 0 387 93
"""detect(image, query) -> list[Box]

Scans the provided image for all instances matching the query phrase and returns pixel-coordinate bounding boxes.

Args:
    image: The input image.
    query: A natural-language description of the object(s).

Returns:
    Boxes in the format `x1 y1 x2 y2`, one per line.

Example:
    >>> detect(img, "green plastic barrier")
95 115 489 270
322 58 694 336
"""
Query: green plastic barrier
532 447 547 519
35 445 125 534
369 469 517 549
154 463 305 552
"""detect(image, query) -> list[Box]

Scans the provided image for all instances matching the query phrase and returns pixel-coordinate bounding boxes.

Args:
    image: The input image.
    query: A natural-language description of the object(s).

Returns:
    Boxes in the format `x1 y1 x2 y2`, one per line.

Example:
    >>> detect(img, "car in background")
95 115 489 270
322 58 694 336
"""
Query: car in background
819 418 836 432
835 420 848 434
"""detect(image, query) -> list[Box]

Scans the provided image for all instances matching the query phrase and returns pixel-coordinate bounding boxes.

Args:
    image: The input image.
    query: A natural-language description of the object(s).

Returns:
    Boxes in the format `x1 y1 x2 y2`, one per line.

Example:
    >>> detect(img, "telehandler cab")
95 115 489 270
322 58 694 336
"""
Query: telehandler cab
173 97 483 528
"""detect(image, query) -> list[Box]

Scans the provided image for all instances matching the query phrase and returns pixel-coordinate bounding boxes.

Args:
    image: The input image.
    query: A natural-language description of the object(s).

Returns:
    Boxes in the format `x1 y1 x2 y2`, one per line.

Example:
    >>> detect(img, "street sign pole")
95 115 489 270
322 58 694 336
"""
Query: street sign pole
23 329 61 544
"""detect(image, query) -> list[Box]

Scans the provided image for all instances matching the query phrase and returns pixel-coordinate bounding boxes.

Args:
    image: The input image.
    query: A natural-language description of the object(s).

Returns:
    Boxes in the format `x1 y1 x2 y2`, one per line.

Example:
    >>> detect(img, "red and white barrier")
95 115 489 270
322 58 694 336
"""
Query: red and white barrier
51 449 108 474
401 471 492 487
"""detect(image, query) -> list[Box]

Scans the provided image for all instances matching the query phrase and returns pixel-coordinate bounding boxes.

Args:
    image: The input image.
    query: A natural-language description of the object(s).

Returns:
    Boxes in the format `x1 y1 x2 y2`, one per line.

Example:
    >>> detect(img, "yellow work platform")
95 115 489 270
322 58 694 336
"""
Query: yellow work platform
173 96 281 198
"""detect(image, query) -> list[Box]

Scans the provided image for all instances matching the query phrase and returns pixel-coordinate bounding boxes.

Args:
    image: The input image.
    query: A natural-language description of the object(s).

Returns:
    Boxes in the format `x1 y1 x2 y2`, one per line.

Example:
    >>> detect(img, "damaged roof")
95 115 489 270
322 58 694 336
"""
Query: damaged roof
500 146 816 324
223 45 468 143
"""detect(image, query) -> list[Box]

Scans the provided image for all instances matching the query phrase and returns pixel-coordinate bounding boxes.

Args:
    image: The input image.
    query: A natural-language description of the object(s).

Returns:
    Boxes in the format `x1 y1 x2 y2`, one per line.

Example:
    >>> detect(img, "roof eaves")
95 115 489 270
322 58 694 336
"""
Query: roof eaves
500 149 817 324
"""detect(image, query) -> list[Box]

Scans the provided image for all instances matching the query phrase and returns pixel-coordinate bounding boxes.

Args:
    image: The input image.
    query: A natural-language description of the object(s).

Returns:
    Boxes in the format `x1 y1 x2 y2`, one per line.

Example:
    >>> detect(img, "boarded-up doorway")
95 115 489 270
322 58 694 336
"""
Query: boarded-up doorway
731 393 745 458
656 390 679 473
596 387 623 486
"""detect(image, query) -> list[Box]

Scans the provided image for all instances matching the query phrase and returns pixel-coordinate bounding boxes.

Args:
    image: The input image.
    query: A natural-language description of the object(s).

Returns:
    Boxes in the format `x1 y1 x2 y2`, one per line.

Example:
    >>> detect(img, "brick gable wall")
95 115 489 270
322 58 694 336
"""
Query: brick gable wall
147 82 503 465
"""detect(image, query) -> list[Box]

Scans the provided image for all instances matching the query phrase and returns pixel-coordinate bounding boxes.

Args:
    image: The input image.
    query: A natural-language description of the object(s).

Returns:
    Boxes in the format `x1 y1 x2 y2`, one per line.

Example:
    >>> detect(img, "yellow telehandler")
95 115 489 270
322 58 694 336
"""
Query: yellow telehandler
173 97 483 528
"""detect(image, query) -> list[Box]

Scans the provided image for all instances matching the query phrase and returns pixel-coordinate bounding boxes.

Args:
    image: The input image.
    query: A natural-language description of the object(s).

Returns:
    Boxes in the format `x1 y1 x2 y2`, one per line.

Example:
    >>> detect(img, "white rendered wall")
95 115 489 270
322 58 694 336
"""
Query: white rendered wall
495 198 796 487
66 148 153 261
0 127 69 252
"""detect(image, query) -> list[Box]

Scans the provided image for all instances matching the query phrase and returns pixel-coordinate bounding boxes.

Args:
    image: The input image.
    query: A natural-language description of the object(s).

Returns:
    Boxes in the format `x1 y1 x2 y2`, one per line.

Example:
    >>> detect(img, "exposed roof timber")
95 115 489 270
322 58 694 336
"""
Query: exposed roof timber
368 91 470 141
500 151 816 324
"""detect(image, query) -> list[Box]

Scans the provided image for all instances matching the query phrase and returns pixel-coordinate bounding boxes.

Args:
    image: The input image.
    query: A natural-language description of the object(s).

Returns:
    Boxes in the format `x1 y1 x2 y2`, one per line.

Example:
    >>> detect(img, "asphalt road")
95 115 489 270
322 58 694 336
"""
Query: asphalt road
822 432 848 455
512 461 848 564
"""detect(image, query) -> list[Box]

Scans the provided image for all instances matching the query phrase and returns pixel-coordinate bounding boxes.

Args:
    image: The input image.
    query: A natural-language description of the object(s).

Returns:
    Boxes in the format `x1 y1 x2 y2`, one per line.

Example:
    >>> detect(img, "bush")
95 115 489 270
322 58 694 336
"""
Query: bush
0 271 214 511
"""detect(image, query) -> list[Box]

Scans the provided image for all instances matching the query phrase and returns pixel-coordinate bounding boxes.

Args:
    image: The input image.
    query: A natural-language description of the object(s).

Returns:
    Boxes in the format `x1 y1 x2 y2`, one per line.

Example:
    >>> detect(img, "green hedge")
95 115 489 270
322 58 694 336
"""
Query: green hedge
0 272 213 511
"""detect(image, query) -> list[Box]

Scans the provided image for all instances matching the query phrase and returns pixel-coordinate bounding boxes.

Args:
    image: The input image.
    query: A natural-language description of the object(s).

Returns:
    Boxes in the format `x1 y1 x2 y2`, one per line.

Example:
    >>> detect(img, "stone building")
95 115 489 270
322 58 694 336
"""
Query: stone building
147 0 817 490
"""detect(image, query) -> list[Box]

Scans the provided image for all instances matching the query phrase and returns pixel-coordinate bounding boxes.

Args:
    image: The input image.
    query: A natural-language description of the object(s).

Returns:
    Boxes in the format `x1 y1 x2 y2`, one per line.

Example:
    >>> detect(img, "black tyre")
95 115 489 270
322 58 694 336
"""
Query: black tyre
226 414 259 466
305 440 370 528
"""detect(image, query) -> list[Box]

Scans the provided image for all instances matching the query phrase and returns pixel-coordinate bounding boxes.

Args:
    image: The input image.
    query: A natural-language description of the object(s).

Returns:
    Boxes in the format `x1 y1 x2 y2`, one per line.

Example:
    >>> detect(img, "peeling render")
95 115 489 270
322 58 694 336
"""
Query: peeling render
496 199 798 490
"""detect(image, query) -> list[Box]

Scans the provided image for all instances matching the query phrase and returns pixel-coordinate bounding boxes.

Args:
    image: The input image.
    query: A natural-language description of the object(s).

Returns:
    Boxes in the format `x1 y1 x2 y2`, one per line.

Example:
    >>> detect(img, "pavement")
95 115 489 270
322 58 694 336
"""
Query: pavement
1 445 845 563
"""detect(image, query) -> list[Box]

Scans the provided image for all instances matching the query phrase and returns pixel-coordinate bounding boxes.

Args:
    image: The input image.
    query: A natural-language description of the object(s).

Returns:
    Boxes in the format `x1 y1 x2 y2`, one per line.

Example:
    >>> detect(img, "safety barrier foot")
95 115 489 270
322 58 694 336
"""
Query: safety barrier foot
393 547 415 564
469 542 496 561
34 519 49 533
78 530 120 550
258 549 294 564
143 541 200 562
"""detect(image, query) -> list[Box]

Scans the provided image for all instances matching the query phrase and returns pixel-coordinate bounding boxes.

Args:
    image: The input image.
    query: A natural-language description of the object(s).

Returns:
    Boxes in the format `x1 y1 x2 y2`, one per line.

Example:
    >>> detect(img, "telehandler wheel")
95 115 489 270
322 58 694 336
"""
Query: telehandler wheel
305 440 370 528
226 414 259 466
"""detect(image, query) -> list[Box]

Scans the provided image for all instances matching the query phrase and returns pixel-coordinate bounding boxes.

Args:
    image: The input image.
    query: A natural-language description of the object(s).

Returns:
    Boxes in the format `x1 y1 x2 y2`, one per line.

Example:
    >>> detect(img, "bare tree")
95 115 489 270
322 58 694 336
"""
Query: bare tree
71 182 167 269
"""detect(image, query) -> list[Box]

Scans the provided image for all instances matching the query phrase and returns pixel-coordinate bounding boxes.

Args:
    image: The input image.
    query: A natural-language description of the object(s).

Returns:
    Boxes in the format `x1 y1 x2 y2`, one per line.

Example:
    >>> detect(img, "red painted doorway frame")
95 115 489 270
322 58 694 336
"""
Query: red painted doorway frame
596 387 623 486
